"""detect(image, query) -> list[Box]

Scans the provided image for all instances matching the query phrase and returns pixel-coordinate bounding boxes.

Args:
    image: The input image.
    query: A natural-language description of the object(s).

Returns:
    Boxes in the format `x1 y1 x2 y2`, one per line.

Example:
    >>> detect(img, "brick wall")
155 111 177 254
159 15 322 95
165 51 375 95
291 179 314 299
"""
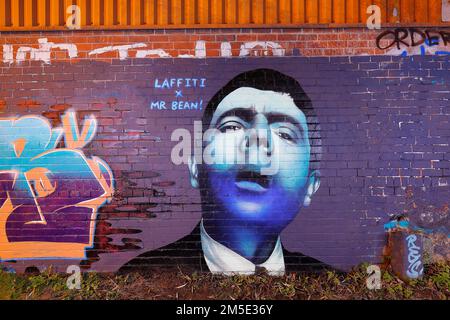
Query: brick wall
0 27 449 273
0 27 448 63
0 28 385 61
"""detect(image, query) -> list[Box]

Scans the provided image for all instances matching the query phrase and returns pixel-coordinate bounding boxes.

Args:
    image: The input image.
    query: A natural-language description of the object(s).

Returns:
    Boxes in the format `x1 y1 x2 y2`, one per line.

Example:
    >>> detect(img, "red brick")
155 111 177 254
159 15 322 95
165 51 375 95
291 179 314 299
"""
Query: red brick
277 34 298 41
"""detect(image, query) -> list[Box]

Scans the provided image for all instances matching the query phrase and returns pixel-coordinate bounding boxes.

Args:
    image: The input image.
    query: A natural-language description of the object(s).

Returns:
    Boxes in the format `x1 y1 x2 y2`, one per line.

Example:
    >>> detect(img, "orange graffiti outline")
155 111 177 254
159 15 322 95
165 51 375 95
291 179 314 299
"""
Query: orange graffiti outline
0 113 114 261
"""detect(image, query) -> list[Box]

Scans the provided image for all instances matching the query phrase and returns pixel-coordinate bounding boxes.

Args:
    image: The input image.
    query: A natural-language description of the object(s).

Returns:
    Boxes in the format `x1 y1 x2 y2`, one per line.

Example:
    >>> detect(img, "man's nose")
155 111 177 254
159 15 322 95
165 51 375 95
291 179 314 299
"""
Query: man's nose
240 116 272 162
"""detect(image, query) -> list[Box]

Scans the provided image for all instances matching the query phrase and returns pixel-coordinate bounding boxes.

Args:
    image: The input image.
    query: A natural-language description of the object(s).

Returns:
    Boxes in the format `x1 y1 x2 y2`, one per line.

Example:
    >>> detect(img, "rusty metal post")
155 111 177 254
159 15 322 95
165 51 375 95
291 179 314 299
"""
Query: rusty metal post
388 230 425 281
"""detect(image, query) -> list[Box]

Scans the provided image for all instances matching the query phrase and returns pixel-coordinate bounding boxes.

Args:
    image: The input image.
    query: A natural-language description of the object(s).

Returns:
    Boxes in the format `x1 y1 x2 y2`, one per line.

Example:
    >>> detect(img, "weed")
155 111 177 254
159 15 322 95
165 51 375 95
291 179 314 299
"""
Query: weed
0 262 448 300
430 262 450 291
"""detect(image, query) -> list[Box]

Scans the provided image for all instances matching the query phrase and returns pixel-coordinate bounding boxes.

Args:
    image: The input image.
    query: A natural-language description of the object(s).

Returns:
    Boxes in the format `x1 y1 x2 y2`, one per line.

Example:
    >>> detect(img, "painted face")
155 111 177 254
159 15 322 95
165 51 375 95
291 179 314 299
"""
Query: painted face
198 87 316 232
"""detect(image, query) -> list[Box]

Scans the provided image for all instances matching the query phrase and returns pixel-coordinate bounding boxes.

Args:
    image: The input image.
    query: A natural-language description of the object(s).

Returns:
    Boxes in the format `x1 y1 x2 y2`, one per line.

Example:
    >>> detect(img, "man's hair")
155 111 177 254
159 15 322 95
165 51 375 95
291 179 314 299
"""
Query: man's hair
201 68 322 170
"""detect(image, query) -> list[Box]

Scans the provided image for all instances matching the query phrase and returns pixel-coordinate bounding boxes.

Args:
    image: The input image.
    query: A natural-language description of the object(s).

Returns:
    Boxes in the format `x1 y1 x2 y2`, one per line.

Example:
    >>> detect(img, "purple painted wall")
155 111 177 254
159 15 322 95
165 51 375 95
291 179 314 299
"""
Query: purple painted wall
1 56 449 273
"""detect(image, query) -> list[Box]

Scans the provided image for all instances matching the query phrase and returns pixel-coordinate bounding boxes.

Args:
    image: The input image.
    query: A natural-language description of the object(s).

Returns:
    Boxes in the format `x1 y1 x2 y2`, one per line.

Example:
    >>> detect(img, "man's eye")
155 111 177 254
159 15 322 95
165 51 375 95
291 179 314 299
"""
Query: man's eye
274 127 298 143
219 123 243 133
277 132 294 141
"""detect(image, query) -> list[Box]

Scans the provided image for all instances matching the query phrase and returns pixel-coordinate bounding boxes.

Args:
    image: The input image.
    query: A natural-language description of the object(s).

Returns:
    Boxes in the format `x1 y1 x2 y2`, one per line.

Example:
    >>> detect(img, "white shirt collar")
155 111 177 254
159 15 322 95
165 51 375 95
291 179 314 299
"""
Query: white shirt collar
200 220 285 276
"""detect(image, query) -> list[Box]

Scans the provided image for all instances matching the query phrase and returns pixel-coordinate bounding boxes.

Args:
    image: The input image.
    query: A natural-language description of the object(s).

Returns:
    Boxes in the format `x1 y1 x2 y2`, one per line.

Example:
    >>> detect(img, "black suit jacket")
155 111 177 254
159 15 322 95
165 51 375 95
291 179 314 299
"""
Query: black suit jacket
121 224 333 273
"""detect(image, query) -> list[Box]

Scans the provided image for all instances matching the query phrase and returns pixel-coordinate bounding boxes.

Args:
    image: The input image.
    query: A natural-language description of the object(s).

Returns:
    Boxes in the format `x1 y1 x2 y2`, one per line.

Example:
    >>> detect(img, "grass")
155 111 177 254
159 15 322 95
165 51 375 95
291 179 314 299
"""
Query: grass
0 262 448 300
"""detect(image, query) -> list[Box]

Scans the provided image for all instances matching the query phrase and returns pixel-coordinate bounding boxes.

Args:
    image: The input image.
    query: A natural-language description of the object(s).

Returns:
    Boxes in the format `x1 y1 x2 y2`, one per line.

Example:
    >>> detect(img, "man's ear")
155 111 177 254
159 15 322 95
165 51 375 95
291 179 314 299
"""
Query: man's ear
188 155 199 188
303 170 320 207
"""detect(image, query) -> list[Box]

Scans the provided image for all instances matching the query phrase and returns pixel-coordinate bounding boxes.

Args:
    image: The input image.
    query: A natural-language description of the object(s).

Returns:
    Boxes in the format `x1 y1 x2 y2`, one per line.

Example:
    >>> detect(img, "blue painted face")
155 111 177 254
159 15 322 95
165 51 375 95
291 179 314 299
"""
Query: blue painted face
194 87 318 234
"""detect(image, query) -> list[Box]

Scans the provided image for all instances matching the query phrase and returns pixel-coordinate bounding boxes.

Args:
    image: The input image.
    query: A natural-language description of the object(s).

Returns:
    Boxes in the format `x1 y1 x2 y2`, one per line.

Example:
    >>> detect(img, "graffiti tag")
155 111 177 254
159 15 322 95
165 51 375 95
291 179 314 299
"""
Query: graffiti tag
376 28 450 50
405 234 424 279
0 111 114 260
2 38 286 65
376 28 450 56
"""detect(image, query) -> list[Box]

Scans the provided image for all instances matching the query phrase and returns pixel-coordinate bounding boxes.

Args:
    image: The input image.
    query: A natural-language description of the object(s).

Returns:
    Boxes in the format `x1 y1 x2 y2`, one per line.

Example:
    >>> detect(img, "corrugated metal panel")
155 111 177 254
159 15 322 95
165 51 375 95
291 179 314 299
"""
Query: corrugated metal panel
0 0 448 31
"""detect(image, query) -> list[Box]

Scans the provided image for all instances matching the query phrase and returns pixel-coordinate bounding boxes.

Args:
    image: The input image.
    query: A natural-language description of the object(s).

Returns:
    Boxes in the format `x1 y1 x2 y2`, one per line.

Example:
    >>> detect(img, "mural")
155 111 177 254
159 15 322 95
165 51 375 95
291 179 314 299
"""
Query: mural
0 111 114 261
125 69 326 275
0 56 448 274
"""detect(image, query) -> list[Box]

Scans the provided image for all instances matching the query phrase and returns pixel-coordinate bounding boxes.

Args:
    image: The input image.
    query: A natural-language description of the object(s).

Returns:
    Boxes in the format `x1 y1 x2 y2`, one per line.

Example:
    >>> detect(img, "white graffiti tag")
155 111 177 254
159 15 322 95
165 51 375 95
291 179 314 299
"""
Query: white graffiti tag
405 234 424 279
239 41 286 57
2 39 285 65
9 38 78 64
88 43 147 60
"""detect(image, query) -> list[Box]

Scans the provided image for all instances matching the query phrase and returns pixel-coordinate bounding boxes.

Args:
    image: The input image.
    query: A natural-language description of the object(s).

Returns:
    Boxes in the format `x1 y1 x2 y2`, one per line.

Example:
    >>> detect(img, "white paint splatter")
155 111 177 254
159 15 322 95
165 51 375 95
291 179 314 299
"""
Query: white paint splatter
195 40 206 58
2 45 14 64
178 54 195 58
15 47 32 63
15 38 78 64
3 39 287 65
178 41 207 58
51 42 78 58
239 41 285 57
136 49 171 58
89 43 147 60
220 42 232 57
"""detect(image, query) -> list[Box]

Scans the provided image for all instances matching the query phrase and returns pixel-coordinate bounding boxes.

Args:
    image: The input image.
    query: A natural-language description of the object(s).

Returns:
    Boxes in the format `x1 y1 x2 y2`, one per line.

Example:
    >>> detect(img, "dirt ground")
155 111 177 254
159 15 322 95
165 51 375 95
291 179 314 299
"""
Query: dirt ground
0 262 448 300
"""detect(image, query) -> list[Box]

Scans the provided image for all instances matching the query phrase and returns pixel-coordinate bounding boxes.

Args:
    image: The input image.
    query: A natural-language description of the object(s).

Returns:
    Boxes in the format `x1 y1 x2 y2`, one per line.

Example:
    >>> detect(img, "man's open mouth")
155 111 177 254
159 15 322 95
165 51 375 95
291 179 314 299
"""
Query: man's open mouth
234 170 272 193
